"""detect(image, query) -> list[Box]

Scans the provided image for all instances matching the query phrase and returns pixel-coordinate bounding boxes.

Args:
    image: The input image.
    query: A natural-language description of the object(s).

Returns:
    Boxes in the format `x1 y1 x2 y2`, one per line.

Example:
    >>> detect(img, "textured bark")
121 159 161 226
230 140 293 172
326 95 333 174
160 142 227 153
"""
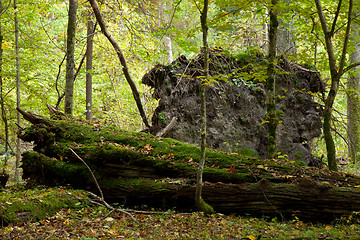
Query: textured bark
64 0 77 115
347 7 360 163
86 13 94 121
315 0 353 171
266 0 278 159
88 0 150 128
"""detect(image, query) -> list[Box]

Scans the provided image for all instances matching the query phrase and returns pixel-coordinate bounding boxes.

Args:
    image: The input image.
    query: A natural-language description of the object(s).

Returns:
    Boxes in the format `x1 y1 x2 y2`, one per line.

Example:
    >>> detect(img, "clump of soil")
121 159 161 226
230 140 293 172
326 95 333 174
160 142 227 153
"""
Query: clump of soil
142 48 324 164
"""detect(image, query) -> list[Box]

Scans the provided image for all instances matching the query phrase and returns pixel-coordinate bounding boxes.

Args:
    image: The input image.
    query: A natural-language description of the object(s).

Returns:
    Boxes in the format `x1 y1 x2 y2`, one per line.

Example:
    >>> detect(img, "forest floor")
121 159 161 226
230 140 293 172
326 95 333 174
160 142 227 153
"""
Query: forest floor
1 187 360 239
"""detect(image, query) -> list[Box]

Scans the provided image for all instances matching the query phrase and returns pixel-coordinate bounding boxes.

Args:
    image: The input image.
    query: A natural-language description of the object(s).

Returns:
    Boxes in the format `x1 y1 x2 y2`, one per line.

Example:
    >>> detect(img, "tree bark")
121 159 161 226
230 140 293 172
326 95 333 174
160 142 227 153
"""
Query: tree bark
164 36 173 64
14 0 20 180
88 0 150 128
0 3 9 174
64 0 78 115
195 0 214 214
275 1 296 56
266 0 278 159
347 5 360 163
86 11 94 121
315 0 353 171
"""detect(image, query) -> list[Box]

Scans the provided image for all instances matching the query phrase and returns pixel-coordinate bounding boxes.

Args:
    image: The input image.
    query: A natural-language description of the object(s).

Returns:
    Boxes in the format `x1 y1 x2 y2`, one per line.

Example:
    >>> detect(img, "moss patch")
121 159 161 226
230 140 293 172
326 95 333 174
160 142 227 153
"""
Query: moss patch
0 187 88 224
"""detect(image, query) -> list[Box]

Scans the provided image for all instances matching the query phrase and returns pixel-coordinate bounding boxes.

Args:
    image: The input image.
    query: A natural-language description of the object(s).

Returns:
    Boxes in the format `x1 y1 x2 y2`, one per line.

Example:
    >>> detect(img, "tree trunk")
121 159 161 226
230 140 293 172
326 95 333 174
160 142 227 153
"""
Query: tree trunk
0 3 9 175
195 0 214 214
164 36 173 64
266 0 278 159
276 1 296 56
347 8 360 163
315 0 353 171
158 3 173 64
16 109 360 223
86 12 94 121
64 0 78 115
14 0 20 180
88 0 150 128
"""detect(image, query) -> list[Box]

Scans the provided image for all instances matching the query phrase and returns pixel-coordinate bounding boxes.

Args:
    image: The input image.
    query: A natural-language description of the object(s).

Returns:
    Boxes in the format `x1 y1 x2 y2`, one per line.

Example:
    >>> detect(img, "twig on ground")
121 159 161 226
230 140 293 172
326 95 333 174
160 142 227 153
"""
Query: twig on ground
69 147 139 224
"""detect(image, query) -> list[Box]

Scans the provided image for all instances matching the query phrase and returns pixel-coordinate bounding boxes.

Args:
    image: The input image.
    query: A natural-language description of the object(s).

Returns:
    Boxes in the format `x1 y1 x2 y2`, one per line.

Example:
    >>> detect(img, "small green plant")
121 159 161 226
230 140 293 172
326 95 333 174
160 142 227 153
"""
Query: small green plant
295 151 303 160
277 152 289 161
158 112 169 124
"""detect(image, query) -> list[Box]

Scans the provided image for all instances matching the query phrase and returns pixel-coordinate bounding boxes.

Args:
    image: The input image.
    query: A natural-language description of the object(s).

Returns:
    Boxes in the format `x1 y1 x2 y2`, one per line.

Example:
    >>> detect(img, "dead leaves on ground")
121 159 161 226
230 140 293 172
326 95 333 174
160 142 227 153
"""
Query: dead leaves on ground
2 206 360 239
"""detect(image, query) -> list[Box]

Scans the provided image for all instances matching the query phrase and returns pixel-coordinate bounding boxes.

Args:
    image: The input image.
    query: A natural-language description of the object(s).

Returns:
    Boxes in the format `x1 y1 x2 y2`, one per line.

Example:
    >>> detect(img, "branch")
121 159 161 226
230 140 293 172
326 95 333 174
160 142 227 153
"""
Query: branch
314 0 338 77
338 0 353 76
55 54 66 108
156 117 177 137
69 147 104 201
340 62 360 77
330 0 343 35
69 147 140 224
17 107 44 124
88 0 150 128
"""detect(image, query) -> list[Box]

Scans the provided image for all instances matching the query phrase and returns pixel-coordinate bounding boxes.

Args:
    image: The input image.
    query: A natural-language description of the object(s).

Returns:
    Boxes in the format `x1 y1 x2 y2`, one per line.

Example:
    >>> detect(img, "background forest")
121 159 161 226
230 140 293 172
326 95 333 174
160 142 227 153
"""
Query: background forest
0 0 359 178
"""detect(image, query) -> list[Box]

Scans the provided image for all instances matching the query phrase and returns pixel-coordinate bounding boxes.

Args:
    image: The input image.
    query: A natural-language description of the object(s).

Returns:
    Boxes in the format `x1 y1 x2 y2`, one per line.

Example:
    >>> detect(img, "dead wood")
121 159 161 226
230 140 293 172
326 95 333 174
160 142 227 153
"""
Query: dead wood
18 109 360 222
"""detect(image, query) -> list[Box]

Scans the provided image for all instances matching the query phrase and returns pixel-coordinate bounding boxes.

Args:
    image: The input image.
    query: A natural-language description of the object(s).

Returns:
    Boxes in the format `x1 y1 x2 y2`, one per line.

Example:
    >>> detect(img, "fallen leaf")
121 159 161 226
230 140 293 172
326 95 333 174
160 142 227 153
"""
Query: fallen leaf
229 166 237 173
247 235 256 240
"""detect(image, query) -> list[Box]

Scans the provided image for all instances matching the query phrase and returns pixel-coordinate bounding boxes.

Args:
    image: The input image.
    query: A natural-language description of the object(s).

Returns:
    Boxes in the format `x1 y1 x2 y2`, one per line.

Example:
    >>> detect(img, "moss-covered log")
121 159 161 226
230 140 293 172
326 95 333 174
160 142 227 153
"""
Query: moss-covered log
18 109 360 222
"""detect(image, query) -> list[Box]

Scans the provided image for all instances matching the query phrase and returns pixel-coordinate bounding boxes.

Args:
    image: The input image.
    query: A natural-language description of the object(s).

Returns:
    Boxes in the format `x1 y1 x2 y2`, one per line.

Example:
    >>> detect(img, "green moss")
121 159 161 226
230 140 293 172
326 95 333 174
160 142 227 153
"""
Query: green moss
22 151 86 185
198 199 215 214
232 47 264 66
235 147 259 158
0 187 87 224
100 178 171 192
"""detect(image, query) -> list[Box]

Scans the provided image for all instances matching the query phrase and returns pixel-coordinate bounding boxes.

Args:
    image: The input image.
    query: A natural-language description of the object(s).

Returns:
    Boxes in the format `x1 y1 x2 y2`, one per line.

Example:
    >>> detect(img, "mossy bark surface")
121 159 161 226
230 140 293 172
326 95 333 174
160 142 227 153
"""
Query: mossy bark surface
266 0 279 159
18 110 360 222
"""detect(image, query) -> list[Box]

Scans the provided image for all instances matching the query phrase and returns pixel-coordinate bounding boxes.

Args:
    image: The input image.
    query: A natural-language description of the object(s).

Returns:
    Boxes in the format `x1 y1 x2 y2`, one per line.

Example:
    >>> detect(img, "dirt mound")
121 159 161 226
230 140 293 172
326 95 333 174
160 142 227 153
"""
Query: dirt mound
142 48 324 164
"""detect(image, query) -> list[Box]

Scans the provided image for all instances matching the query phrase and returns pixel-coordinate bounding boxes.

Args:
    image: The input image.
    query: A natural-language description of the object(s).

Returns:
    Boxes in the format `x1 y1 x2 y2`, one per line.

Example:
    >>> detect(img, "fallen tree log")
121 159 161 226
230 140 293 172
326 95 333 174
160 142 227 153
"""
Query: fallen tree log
18 109 360 222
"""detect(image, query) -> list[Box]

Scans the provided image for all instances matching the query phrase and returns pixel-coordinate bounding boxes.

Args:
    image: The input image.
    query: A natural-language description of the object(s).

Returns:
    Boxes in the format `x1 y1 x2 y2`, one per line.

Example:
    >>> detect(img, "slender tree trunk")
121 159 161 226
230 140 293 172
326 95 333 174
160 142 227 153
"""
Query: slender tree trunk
88 0 150 128
164 35 173 64
86 12 94 121
64 0 78 115
14 0 20 180
276 1 296 56
0 2 9 174
158 3 173 64
315 0 353 171
347 6 360 163
266 0 279 159
195 0 214 214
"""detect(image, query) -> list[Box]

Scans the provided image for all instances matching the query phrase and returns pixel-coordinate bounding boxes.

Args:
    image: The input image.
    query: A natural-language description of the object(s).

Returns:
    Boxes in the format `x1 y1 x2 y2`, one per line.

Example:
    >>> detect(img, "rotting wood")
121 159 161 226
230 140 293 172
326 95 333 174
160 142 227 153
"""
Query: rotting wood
17 108 360 222
156 117 177 137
